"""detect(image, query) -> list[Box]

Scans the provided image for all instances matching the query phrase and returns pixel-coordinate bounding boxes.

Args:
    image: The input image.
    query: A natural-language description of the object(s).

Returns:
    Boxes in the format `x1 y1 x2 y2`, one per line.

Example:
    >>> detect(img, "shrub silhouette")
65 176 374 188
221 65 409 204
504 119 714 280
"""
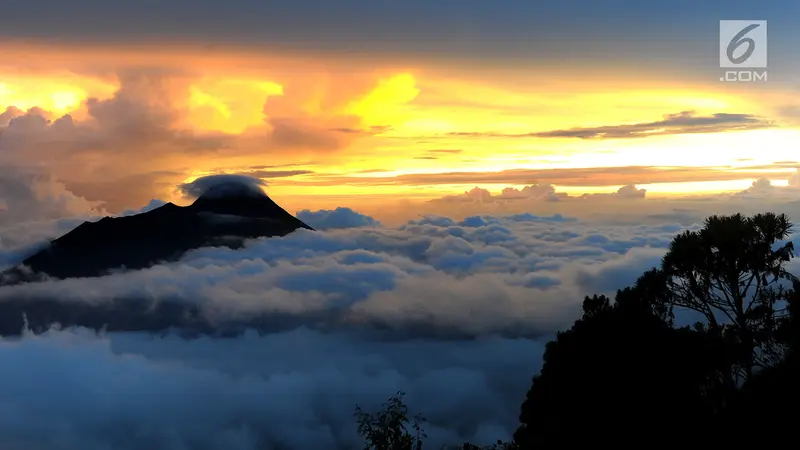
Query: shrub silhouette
354 392 426 450
355 392 516 450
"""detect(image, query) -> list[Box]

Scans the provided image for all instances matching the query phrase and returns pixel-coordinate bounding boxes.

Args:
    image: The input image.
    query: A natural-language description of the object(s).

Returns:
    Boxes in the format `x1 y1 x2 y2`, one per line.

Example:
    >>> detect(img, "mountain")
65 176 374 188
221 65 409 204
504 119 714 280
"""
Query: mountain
0 184 313 284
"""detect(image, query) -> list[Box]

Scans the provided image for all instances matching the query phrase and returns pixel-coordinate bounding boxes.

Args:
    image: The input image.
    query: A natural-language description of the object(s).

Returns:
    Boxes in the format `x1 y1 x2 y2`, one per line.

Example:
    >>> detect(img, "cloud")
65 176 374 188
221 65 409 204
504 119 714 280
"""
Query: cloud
176 174 268 199
581 184 647 199
0 217 88 271
0 199 792 449
738 177 777 196
736 175 800 199
0 326 544 450
120 199 169 216
0 106 24 126
0 209 697 339
0 68 405 212
448 111 775 140
789 170 800 187
241 169 314 178
431 183 645 208
285 165 797 188
296 207 381 230
0 166 103 226
497 184 565 201
428 149 462 154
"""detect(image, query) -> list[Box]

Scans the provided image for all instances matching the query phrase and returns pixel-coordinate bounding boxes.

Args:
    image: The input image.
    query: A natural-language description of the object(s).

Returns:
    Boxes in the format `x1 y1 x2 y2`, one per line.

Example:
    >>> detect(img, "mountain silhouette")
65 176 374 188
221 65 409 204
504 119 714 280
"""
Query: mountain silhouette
1 183 313 284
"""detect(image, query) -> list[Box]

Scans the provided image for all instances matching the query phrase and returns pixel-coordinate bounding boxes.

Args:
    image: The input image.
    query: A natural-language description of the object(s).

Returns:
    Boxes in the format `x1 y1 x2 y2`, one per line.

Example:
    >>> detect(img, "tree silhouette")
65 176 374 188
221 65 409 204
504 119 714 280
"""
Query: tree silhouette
355 393 517 450
720 280 800 446
355 392 426 450
645 213 797 381
513 292 729 448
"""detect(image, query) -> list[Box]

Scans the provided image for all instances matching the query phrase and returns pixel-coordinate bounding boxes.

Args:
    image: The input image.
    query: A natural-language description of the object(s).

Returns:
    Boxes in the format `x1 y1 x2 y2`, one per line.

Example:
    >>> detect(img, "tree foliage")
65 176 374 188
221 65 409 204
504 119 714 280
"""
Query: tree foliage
355 392 426 450
355 392 516 450
514 293 728 448
636 213 797 380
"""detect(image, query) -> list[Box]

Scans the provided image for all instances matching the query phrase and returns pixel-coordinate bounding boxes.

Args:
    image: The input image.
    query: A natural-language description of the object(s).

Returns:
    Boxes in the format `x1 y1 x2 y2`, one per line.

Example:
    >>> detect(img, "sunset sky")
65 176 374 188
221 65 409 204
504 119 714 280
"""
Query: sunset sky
1 0 798 219
2 3 800 447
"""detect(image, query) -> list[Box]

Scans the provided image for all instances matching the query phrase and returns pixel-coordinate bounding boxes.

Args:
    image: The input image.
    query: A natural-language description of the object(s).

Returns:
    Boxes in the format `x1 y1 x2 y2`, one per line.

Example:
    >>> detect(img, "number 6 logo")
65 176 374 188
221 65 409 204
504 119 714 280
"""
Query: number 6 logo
719 20 767 69
726 23 759 65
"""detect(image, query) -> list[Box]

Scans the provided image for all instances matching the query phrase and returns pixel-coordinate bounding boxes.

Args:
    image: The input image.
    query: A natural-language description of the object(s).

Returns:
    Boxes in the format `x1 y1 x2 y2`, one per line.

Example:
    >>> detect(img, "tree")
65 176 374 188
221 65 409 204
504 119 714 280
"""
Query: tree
513 292 727 449
646 213 797 381
355 392 426 450
718 280 800 447
355 393 517 450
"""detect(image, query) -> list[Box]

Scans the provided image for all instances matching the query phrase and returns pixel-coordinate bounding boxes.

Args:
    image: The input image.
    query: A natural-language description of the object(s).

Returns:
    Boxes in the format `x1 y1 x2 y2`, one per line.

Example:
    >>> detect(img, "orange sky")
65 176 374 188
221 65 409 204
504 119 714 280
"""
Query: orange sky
0 43 798 213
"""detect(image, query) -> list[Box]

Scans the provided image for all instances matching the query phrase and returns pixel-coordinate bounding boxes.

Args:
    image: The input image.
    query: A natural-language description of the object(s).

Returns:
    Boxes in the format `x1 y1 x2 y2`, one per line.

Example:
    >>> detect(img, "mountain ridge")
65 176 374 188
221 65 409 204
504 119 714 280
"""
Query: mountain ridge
0 188 313 284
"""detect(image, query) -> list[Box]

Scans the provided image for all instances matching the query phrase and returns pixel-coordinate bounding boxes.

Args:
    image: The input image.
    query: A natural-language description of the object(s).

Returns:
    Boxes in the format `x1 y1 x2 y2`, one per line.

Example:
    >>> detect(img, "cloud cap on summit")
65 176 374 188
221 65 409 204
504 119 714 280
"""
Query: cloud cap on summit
177 174 268 199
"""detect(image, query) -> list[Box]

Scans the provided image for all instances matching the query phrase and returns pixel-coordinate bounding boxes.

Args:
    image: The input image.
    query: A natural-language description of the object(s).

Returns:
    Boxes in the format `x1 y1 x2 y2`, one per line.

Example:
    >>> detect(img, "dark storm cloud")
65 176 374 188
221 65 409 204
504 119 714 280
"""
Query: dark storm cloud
447 111 774 140
2 0 798 72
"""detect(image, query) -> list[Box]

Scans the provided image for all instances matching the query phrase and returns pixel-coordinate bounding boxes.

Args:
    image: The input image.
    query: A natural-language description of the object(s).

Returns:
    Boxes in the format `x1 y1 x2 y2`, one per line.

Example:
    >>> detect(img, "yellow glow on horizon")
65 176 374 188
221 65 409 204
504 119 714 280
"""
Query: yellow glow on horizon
1 45 798 208
0 72 118 116
0 82 88 115
640 179 765 195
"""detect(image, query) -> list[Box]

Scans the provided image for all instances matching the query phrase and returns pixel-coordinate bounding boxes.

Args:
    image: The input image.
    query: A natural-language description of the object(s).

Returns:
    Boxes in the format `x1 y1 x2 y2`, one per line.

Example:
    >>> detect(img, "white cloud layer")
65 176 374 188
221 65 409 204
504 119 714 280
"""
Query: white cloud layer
0 326 543 450
0 193 798 449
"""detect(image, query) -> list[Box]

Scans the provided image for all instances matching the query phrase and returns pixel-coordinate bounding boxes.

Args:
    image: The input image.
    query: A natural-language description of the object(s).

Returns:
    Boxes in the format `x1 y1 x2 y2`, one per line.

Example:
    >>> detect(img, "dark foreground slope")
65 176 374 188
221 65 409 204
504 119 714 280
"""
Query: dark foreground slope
1 188 313 283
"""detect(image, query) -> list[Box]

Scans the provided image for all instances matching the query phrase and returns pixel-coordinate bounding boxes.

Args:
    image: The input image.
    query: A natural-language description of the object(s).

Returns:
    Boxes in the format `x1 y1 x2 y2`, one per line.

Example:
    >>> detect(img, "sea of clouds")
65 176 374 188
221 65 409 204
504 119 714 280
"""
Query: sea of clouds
0 190 799 449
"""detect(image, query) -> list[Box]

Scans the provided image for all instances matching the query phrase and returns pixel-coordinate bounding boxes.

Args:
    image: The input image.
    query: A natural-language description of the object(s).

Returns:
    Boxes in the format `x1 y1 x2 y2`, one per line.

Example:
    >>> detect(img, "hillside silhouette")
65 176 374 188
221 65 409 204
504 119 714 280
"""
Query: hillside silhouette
0 180 313 283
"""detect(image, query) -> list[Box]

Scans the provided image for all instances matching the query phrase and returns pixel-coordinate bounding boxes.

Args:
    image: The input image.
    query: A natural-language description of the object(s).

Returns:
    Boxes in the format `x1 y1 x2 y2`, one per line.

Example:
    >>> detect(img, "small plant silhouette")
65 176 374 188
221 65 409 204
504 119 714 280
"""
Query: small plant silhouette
355 391 426 450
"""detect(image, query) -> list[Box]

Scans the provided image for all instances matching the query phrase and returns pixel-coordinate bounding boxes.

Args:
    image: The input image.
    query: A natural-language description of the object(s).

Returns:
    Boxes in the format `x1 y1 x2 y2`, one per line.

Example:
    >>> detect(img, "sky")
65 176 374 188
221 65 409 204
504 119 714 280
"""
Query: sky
1 2 800 449
1 0 799 218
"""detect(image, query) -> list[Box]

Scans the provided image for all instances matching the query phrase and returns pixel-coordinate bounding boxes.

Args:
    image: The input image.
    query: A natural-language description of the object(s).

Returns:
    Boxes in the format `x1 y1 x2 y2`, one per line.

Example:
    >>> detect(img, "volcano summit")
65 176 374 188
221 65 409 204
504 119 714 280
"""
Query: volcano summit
1 177 313 284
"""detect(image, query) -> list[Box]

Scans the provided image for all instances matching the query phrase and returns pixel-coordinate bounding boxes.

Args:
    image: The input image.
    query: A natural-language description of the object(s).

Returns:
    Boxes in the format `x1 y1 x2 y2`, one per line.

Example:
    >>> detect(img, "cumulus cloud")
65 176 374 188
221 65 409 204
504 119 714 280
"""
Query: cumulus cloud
581 184 647 199
498 184 565 201
434 185 566 205
736 176 800 199
789 169 800 187
0 106 24 126
0 166 102 226
432 183 646 207
0 68 399 212
296 207 381 230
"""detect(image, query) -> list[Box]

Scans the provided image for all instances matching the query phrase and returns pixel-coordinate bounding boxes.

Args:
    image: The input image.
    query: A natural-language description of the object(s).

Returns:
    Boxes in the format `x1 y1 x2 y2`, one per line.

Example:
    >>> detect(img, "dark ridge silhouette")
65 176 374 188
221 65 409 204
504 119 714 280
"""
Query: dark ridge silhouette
0 183 313 283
